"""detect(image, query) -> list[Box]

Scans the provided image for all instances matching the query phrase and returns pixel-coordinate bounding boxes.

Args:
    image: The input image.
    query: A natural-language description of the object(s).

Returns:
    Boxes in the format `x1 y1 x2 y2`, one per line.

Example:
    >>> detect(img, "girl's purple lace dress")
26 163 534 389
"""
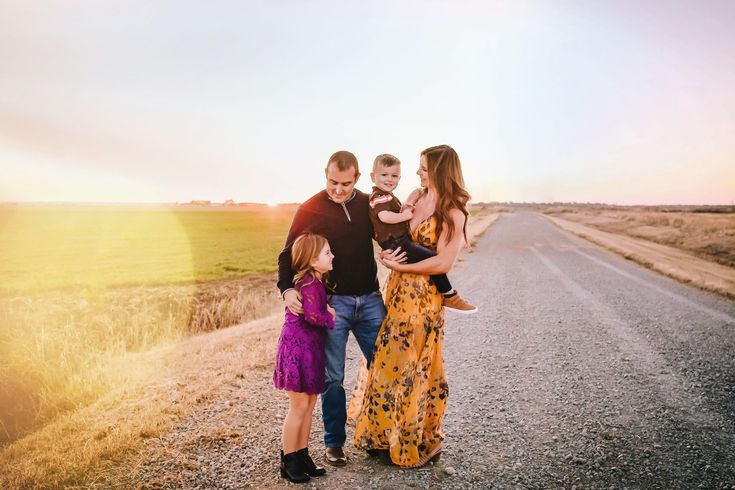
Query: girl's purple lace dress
273 273 335 394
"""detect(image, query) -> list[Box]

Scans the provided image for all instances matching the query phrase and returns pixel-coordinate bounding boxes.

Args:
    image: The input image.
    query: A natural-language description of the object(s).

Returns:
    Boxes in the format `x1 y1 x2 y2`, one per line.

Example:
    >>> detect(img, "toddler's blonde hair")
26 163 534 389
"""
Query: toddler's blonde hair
372 154 400 172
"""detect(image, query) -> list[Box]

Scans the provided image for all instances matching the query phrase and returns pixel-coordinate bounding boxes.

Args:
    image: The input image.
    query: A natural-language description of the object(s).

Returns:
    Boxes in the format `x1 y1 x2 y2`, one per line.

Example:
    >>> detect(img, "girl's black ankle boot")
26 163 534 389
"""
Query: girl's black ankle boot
298 447 326 476
280 450 310 483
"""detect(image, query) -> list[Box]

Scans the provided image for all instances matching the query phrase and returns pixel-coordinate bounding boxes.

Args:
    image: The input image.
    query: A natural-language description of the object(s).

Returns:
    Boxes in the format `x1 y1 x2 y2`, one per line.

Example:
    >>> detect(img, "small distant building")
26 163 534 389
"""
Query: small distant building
189 200 211 206
223 199 236 206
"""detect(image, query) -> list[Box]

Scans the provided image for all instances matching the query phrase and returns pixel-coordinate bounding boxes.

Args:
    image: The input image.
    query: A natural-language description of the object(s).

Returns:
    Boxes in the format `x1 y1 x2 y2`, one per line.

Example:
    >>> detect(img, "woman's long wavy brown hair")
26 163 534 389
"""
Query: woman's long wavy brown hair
420 144 471 244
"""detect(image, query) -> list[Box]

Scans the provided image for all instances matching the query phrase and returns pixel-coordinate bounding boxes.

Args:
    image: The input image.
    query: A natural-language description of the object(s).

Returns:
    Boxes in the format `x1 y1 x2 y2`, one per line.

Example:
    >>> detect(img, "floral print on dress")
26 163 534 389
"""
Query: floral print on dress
353 217 447 467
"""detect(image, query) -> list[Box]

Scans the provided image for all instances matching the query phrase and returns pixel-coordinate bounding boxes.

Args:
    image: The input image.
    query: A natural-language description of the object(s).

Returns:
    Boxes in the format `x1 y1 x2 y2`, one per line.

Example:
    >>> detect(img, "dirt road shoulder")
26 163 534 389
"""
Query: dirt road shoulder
544 214 735 299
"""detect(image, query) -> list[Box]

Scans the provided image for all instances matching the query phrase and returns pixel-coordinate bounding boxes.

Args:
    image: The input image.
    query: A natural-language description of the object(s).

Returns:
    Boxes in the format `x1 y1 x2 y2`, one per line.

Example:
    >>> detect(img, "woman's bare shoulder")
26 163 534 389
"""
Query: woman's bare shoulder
448 207 467 223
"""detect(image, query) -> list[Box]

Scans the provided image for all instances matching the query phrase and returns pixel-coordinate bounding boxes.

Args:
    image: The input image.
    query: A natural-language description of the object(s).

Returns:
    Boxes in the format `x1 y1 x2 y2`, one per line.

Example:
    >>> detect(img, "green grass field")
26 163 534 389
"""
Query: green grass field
0 206 295 292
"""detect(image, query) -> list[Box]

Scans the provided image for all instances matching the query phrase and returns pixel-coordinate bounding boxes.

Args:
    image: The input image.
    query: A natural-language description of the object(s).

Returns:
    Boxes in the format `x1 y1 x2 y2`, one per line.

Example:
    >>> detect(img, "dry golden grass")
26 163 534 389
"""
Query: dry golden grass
0 313 281 489
0 205 292 448
543 207 735 268
0 274 280 446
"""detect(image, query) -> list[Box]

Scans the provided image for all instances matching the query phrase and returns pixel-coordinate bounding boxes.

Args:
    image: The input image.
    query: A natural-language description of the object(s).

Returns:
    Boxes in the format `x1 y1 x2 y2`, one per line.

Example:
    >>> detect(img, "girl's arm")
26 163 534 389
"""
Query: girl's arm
301 280 336 329
382 208 466 275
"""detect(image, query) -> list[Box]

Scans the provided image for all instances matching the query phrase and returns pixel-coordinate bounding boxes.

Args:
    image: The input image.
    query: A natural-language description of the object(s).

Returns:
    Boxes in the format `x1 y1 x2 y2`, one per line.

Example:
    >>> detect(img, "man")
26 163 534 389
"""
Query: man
277 150 387 466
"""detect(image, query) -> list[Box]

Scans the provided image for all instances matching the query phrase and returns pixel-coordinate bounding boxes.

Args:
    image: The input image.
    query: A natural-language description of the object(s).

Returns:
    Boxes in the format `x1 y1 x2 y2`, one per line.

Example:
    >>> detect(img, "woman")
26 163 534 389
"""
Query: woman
353 144 471 467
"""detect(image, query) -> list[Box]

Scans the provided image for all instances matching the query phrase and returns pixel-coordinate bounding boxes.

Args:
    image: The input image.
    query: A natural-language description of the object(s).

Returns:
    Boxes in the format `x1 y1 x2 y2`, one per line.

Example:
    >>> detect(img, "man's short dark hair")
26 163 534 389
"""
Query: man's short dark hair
326 150 359 175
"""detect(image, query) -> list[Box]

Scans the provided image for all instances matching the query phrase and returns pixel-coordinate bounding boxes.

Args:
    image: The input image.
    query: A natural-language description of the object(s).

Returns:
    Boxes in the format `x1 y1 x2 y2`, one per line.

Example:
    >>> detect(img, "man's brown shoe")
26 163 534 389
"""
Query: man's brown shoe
324 447 347 466
443 293 478 314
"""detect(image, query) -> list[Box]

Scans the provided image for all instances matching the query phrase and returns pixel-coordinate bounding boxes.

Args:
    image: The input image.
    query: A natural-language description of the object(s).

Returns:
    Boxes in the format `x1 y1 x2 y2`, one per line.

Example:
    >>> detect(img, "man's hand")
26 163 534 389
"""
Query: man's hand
380 247 408 264
284 289 303 315
327 305 337 320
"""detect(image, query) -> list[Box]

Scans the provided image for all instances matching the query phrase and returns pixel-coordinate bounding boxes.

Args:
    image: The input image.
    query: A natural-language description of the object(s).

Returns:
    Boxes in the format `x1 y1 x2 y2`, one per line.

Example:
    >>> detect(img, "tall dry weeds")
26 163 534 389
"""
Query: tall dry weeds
545 208 735 268
0 274 280 446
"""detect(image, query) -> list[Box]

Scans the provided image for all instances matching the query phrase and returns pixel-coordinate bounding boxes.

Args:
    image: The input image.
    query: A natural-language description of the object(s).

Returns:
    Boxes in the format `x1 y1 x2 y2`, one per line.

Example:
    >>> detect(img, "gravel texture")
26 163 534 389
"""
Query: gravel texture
102 211 735 489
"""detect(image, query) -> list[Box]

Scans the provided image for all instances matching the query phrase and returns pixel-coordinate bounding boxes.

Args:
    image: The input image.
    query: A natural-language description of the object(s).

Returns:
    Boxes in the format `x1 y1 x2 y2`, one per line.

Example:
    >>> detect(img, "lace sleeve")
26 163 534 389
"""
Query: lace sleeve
300 279 335 329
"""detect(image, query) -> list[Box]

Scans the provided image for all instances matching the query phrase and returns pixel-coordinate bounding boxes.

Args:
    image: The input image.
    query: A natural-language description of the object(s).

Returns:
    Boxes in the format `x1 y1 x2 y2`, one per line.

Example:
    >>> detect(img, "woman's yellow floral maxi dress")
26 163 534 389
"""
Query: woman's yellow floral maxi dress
353 217 447 467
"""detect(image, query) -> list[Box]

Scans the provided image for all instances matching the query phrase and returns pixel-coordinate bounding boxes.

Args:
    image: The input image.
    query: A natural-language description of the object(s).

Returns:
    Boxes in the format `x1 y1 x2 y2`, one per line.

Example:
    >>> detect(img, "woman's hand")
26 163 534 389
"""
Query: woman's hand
380 247 408 264
380 257 405 271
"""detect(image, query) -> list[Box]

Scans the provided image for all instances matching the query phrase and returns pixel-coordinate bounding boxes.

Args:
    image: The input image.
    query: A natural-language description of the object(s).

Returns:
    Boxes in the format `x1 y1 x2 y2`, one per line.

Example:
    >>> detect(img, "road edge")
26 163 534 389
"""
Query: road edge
542 213 735 300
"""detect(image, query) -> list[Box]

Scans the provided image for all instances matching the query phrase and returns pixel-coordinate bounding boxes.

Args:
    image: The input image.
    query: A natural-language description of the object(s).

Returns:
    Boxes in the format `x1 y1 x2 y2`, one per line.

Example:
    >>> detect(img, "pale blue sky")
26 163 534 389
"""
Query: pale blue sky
1 1 733 204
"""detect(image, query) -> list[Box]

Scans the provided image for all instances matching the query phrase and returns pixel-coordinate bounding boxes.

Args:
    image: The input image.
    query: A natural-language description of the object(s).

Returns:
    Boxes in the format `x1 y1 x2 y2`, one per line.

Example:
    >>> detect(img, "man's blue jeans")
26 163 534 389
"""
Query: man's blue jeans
323 290 386 448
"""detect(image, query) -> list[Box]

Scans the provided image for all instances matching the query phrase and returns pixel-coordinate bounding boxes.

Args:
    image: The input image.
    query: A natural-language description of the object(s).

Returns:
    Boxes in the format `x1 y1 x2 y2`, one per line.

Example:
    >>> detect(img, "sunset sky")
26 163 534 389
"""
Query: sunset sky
1 1 734 205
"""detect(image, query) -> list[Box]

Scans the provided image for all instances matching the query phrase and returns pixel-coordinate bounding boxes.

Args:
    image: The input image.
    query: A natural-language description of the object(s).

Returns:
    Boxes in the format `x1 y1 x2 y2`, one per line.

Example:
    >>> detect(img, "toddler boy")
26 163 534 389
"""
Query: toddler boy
368 154 477 313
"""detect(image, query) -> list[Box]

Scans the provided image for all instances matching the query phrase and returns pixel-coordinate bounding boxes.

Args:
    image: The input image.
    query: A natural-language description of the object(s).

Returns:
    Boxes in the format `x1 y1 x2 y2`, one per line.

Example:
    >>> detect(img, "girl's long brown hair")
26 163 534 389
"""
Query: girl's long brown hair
420 144 471 244
291 233 329 288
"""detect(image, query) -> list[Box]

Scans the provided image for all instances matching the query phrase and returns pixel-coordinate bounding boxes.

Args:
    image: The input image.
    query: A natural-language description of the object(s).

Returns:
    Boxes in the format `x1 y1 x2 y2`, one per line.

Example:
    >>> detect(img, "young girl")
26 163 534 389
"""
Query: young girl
273 233 336 483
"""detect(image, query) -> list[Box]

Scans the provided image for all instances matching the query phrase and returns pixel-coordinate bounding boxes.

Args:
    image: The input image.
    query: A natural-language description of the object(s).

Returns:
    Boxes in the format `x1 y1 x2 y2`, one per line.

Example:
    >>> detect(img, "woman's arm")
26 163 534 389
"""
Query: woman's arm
382 208 466 275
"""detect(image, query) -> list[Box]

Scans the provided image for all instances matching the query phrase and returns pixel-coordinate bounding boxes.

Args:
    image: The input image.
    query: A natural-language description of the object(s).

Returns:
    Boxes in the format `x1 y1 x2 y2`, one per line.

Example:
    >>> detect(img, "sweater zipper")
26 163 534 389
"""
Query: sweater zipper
341 202 351 222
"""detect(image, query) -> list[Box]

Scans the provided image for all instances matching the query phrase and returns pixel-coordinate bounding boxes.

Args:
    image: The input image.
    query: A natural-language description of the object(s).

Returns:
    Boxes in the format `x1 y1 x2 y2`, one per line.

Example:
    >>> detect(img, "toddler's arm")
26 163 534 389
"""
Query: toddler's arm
377 187 424 223
377 207 413 225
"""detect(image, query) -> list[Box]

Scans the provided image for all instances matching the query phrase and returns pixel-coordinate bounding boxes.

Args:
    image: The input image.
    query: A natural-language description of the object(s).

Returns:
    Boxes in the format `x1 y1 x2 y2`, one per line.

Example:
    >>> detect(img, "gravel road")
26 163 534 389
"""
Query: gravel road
107 211 735 489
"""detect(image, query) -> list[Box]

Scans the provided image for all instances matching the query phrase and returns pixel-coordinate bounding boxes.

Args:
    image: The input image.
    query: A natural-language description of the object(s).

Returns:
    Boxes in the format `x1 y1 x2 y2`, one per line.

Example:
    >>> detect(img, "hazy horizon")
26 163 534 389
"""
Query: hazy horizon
1 1 734 205
2 198 733 208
